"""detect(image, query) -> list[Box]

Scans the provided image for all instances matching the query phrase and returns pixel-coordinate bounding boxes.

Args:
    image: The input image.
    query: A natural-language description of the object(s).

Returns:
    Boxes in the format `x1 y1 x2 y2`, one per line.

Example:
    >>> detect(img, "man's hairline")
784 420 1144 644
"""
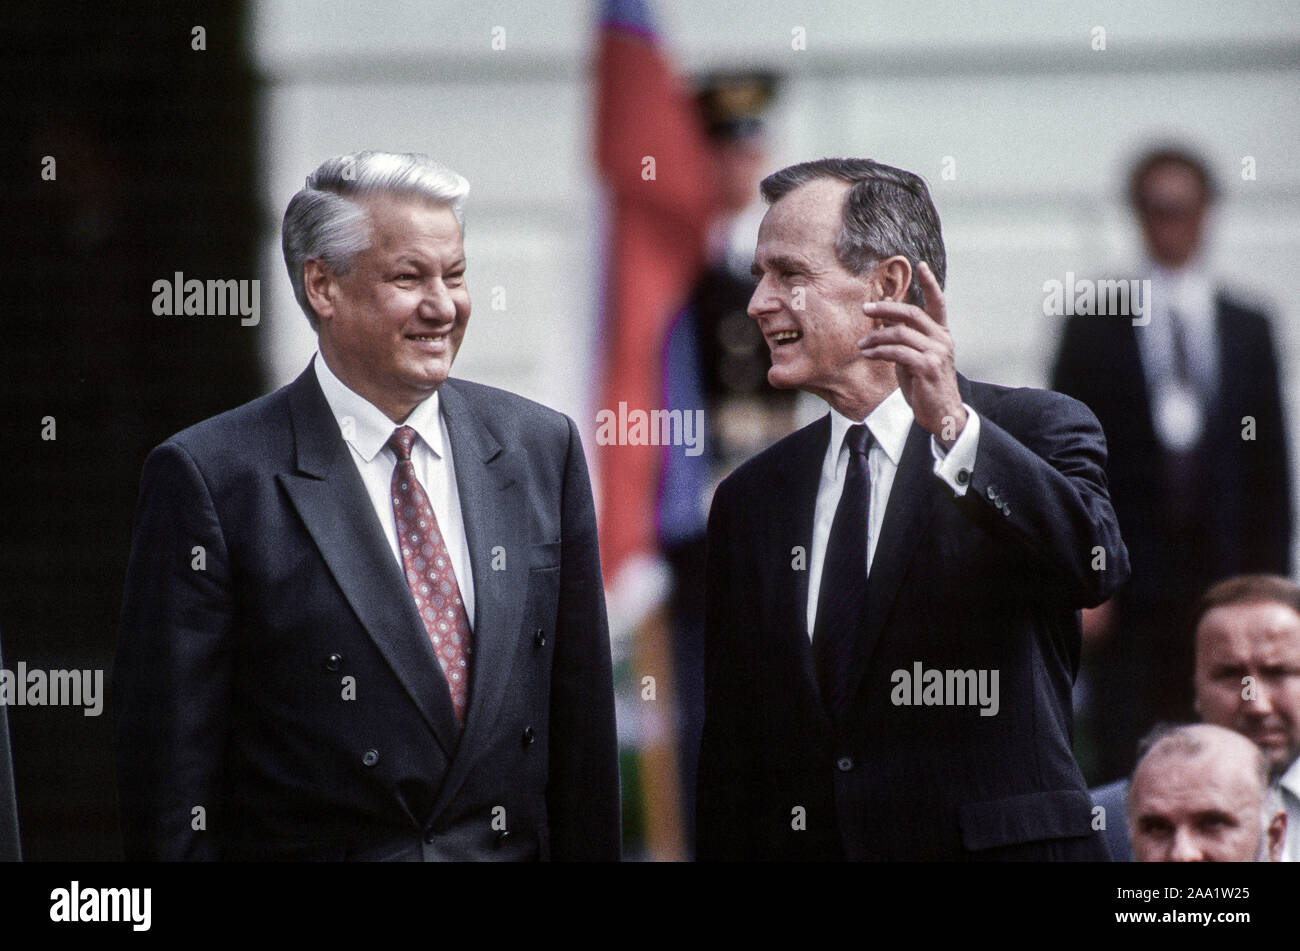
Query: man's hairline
1194 596 1300 660
760 175 885 279
308 188 464 276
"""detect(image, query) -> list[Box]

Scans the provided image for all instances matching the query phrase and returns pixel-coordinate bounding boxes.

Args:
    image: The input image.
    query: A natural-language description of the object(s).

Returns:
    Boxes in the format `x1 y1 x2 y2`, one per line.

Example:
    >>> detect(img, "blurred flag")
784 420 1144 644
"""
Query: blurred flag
594 0 716 598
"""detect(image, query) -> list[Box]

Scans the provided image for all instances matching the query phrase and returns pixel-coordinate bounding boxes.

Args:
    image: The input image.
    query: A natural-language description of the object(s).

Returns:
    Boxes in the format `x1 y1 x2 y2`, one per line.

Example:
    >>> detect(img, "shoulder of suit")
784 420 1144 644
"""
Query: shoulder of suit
1215 286 1274 323
716 415 829 497
442 377 569 421
440 378 574 443
966 377 1092 419
161 380 296 461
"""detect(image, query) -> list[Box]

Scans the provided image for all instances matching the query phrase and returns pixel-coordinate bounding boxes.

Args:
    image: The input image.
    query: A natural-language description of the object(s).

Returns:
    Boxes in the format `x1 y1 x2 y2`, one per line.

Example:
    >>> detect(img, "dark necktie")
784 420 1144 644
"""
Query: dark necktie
813 423 873 720
387 425 473 726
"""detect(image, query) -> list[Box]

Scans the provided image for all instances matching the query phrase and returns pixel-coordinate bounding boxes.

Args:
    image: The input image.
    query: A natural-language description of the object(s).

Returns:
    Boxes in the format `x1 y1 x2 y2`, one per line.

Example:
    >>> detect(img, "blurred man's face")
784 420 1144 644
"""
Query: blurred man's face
1130 746 1277 862
713 137 768 214
312 196 470 422
748 179 885 405
1195 601 1300 777
1136 161 1208 269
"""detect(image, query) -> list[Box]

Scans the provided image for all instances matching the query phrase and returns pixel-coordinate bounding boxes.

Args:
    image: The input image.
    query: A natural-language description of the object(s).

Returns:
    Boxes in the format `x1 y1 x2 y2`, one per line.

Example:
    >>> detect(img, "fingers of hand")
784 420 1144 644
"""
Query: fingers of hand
916 261 947 326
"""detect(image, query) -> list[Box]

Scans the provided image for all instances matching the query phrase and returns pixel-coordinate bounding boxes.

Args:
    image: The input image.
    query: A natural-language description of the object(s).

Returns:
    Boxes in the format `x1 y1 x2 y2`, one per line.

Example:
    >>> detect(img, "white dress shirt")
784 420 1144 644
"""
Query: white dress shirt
805 387 982 638
1277 757 1300 862
1134 257 1220 451
313 353 475 628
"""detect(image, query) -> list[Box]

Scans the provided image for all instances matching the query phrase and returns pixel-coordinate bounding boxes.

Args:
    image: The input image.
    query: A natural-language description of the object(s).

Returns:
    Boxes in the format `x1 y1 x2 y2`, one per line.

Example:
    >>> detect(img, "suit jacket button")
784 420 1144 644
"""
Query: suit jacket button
534 628 546 647
956 468 970 486
986 485 999 501
495 829 511 847
1001 503 1011 516
423 828 438 844
324 653 343 671
522 726 536 746
362 749 379 767
836 756 853 772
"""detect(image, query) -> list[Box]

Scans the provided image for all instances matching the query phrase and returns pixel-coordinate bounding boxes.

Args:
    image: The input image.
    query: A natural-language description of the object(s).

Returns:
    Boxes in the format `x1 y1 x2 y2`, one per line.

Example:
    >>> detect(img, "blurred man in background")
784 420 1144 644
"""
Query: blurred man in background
1093 574 1300 860
1053 146 1292 784
1129 723 1286 862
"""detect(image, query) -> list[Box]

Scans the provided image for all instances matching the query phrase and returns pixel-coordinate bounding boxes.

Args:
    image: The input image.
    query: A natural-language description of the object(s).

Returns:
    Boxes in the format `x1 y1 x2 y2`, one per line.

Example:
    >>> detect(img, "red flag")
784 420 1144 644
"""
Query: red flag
594 0 717 589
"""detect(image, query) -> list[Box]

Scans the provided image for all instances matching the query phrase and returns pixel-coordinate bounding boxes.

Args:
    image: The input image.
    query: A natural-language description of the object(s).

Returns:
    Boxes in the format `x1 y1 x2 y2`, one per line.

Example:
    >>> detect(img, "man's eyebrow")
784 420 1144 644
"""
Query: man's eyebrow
1192 809 1239 825
752 253 811 276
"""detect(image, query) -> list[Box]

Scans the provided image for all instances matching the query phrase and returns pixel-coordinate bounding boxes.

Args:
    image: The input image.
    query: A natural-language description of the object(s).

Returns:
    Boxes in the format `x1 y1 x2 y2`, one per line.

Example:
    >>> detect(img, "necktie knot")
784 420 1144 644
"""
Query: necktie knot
846 423 872 458
387 425 418 463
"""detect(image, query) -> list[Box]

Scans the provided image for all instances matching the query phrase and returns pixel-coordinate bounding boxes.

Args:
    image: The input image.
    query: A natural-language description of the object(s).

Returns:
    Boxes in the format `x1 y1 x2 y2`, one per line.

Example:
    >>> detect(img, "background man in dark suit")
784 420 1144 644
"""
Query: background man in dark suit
114 151 619 861
697 158 1128 861
1052 146 1292 783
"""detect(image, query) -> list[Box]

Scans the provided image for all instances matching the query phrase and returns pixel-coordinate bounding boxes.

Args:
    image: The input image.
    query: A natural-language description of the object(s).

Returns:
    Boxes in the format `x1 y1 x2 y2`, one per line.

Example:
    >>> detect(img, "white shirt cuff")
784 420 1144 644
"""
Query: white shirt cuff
930 404 980 496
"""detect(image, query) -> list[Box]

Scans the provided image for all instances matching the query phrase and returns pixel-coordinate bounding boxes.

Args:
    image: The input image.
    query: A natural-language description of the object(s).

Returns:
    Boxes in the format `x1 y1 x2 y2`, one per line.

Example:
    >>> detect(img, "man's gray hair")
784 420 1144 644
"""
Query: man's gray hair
282 151 470 330
760 157 946 307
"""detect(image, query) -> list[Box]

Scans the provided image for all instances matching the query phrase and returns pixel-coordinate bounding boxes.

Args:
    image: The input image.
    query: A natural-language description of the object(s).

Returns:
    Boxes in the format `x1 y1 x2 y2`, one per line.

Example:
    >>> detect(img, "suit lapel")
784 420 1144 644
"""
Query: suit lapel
429 380 529 805
278 368 462 758
773 417 834 723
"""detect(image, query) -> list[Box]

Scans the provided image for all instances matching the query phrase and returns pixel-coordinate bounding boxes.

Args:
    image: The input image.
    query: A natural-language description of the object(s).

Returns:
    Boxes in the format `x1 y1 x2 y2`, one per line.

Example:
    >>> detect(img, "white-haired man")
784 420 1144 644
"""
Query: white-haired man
114 152 620 861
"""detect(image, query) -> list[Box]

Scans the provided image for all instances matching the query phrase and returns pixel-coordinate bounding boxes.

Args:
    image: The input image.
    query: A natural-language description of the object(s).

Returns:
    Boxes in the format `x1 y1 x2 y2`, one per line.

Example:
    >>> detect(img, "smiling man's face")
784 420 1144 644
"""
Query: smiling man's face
748 178 884 407
311 195 470 422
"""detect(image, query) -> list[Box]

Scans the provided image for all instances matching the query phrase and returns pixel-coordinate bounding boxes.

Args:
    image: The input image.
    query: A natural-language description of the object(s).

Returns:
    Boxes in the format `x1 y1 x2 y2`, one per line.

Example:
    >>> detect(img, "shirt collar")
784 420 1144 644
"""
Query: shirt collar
313 352 445 463
1144 255 1216 326
825 386 913 475
1280 755 1300 799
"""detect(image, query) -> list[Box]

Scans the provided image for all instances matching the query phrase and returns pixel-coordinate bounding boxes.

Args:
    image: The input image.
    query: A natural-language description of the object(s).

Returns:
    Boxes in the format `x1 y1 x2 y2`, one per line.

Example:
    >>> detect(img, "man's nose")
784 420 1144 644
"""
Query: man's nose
419 279 458 321
1242 679 1275 716
747 274 778 319
1167 827 1204 862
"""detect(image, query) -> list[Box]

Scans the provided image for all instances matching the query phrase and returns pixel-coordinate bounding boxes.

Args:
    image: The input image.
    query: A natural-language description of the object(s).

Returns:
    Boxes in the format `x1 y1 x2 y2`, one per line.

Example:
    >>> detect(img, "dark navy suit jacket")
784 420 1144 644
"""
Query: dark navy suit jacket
697 376 1128 860
114 365 619 860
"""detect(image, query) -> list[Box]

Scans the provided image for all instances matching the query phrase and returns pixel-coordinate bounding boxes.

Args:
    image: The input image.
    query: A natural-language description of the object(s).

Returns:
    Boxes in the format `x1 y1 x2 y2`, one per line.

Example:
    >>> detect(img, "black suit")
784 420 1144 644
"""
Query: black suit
0 631 19 861
697 376 1127 860
1052 294 1291 777
114 365 619 860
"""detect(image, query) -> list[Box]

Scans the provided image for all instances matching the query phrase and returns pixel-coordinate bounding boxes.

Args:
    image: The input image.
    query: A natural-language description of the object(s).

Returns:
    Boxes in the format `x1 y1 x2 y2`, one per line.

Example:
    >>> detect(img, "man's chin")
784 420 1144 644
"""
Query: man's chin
767 366 801 390
1261 745 1300 780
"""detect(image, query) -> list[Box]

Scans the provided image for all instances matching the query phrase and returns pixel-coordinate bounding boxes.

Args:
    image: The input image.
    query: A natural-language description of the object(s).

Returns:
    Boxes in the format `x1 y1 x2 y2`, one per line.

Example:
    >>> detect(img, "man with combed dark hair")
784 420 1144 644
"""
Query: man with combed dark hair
1129 723 1285 862
696 157 1127 860
114 152 619 861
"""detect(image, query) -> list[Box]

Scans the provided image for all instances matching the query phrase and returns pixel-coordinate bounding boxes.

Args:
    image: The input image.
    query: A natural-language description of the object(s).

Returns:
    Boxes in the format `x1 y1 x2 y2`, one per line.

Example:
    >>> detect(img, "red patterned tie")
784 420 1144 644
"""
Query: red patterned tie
387 425 472 726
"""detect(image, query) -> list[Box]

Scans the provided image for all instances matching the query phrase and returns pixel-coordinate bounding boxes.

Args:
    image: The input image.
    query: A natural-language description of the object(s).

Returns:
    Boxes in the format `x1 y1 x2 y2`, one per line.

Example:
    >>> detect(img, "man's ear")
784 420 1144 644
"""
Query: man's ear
1267 810 1286 861
303 259 337 323
876 256 913 303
